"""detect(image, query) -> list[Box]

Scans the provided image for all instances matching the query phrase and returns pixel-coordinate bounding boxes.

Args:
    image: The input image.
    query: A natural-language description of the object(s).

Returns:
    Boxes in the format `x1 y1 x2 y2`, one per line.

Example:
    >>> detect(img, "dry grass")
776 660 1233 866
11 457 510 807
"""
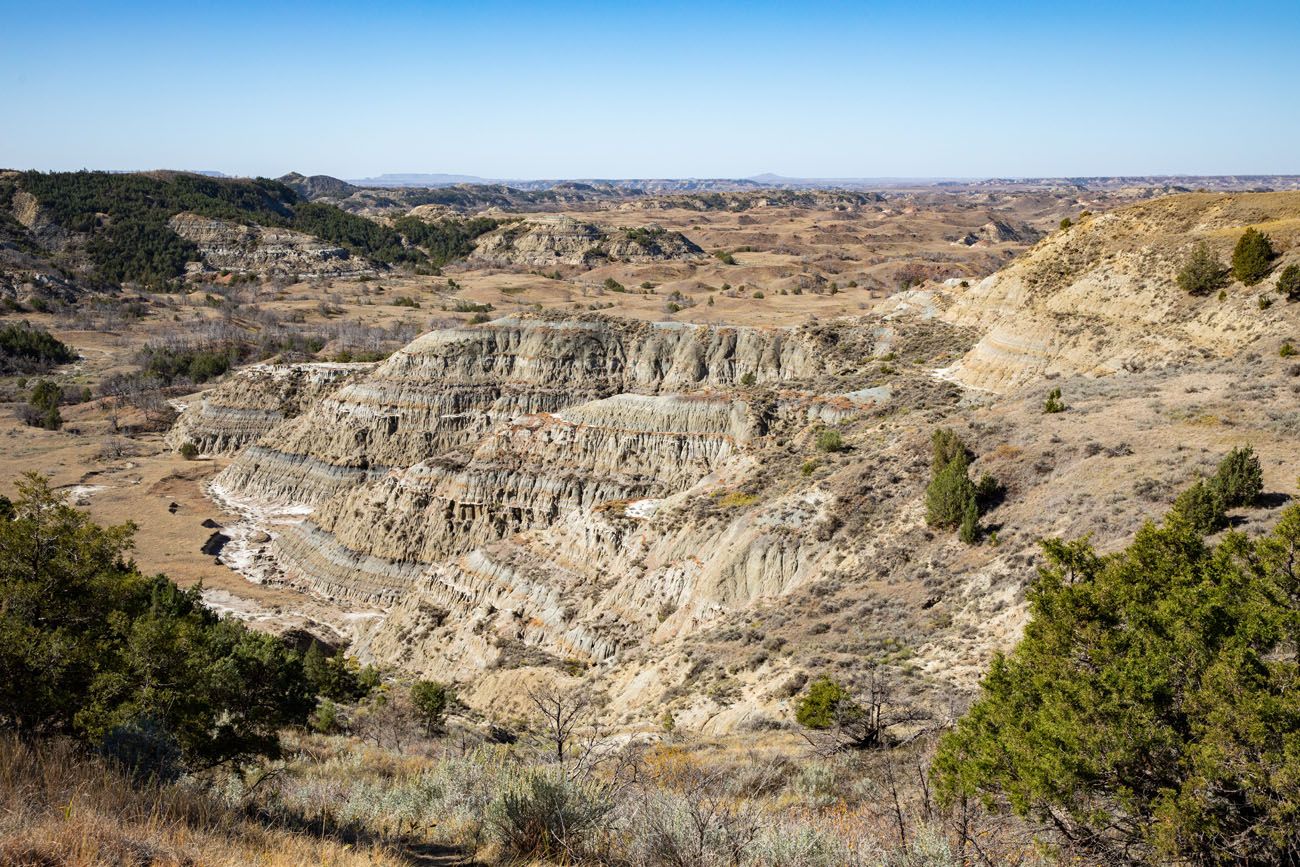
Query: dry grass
0 735 406 867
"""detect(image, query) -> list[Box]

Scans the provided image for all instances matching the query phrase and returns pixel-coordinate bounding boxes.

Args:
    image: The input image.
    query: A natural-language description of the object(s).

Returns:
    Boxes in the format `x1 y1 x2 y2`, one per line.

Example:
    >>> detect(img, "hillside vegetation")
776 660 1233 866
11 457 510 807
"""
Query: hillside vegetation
4 171 510 289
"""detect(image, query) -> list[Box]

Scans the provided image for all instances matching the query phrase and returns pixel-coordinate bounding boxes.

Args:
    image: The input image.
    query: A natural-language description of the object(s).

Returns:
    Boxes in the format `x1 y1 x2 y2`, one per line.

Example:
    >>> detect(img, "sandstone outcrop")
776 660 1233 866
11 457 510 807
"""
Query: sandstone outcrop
168 212 378 278
203 313 913 685
942 192 1300 392
166 362 373 455
469 217 705 268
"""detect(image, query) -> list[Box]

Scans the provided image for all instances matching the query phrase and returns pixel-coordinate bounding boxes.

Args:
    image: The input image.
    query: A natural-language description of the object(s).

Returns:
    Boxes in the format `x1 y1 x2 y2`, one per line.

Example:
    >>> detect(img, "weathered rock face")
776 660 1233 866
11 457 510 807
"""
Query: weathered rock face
943 192 1300 392
168 212 377 277
166 362 373 455
470 217 704 267
204 313 901 683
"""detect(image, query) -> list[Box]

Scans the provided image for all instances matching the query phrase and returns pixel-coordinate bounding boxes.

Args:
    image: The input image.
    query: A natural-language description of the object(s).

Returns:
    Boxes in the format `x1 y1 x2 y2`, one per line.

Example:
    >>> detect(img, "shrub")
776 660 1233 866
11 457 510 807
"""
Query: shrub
934 505 1300 865
926 454 975 529
1059 217 1072 230
1212 445 1263 508
178 441 199 460
715 250 737 265
1278 264 1300 301
1282 341 1297 357
739 371 756 387
815 429 844 453
1176 242 1229 295
1231 227 1275 285
0 321 76 374
795 678 855 730
1042 387 1066 413
603 277 625 293
411 680 452 736
22 379 63 430
930 428 969 473
487 769 613 860
752 290 765 299
1171 478 1227 534
0 474 315 767
959 498 980 544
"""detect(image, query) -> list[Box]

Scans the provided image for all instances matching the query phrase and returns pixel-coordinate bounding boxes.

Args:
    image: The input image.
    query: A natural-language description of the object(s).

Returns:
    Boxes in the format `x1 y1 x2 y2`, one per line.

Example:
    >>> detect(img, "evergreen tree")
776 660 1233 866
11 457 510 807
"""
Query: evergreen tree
1176 242 1229 295
1171 478 1228 534
934 505 1300 865
1212 445 1263 508
1277 263 1300 301
1231 228 1275 286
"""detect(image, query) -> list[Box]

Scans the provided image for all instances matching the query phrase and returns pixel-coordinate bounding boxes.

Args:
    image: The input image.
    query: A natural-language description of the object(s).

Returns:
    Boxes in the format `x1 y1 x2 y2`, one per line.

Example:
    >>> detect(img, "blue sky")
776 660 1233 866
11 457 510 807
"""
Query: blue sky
2 0 1297 179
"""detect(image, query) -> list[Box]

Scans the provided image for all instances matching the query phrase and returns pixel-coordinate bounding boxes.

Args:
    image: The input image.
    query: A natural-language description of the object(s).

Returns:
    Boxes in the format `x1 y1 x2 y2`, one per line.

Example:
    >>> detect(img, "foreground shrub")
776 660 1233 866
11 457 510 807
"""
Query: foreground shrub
0 473 315 768
487 768 613 860
935 505 1300 865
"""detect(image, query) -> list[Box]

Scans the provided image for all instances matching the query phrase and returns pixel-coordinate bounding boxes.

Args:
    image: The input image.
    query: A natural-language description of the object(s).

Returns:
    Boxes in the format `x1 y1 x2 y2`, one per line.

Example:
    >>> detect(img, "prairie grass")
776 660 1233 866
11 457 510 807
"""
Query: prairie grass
0 734 404 866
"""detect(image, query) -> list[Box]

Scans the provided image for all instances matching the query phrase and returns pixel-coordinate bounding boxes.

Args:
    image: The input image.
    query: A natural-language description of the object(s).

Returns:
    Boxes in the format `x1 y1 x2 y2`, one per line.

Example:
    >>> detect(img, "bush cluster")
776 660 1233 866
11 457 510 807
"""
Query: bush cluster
0 475 316 772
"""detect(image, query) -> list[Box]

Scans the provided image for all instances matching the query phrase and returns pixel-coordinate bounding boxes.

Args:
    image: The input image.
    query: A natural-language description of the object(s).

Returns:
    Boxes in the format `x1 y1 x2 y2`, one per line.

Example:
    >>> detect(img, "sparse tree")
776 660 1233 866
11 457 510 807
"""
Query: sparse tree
1231 227 1276 286
1176 242 1229 296
1277 263 1300 301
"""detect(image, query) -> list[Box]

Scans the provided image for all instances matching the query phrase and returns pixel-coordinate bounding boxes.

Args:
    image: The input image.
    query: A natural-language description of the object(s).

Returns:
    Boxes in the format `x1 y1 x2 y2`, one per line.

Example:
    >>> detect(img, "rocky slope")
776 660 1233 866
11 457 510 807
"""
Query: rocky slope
166 362 374 455
941 191 1300 392
181 191 1300 732
168 213 377 278
469 217 705 268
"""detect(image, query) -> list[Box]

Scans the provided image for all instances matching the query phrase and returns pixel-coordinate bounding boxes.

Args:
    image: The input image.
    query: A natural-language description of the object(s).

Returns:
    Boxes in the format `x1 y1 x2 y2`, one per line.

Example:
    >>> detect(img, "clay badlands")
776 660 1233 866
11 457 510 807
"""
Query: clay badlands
6 173 1297 732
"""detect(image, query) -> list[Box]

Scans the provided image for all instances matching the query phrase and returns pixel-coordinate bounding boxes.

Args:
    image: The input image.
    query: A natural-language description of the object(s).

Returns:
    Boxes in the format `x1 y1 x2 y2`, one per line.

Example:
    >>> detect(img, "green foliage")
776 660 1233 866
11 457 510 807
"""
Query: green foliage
178 442 199 460
1059 217 1072 230
739 371 757 387
302 642 377 704
17 171 424 286
1176 242 1229 296
139 342 237 385
391 215 498 267
815 429 845 453
795 678 856 730
1277 264 1300 301
1231 227 1276 286
0 474 315 768
1171 478 1228 534
934 505 1300 865
1042 387 1066 414
715 250 737 265
23 379 64 430
926 456 976 530
958 497 980 544
602 277 626 293
0 321 76 374
1281 341 1297 358
410 680 452 736
1212 444 1263 508
930 428 969 474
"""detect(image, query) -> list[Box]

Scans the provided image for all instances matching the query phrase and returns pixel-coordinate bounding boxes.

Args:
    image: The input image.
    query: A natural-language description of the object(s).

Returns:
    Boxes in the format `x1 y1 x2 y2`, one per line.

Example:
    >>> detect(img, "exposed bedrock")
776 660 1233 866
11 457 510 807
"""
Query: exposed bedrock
213 316 830 508
167 362 372 455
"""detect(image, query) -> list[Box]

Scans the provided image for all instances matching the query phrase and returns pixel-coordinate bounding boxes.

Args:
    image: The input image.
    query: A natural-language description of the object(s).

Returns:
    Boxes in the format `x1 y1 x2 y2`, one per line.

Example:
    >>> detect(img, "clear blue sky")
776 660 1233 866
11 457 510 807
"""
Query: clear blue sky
2 0 1297 179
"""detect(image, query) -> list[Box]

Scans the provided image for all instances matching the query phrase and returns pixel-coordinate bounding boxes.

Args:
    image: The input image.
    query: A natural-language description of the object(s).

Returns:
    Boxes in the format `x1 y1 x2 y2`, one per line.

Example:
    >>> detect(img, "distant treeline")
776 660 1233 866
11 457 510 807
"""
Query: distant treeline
12 171 499 288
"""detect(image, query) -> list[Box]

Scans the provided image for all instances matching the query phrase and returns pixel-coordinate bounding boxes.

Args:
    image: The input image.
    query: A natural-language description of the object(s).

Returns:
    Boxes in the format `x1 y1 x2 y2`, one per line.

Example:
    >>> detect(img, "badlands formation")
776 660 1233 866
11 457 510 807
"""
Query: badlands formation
175 191 1300 729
